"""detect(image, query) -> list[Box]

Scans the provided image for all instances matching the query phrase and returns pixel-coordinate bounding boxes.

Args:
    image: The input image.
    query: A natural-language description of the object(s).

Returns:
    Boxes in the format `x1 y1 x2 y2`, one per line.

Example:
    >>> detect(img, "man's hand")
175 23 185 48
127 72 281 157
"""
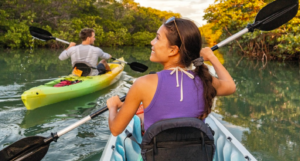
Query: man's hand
66 42 76 50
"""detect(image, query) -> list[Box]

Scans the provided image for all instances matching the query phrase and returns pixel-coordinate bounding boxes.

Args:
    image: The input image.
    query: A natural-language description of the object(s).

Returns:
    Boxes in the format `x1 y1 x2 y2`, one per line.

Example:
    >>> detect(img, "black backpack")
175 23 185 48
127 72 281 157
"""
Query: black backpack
140 117 215 161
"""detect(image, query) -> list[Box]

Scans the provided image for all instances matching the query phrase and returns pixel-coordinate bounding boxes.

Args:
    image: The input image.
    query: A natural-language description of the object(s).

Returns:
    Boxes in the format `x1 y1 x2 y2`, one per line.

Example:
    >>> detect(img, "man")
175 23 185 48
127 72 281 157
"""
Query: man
59 28 112 76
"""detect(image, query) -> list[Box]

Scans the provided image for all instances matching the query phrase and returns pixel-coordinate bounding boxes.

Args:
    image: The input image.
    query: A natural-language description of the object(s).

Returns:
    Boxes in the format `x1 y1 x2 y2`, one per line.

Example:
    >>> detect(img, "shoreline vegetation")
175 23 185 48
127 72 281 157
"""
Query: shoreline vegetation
0 0 299 60
0 0 179 48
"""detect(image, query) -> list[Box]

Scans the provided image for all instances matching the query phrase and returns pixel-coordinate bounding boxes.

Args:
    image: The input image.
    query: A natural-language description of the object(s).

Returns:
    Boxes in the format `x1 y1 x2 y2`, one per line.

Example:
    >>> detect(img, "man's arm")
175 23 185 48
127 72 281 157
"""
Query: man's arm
97 48 112 60
59 42 76 60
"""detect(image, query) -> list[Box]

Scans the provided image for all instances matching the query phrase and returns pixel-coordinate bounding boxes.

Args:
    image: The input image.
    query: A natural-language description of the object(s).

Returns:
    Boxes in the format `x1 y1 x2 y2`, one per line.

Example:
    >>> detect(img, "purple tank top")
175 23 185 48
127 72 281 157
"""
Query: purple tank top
144 70 205 131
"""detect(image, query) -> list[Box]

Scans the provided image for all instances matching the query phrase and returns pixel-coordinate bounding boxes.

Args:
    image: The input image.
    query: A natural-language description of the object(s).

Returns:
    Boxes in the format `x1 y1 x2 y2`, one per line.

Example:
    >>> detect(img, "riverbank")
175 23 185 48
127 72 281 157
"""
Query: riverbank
225 46 300 61
0 0 179 49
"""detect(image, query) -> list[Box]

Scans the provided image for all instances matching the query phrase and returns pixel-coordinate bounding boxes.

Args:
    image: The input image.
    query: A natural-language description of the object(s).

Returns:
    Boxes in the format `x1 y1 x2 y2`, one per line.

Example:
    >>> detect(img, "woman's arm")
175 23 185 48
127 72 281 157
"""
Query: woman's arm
107 76 146 136
200 47 236 96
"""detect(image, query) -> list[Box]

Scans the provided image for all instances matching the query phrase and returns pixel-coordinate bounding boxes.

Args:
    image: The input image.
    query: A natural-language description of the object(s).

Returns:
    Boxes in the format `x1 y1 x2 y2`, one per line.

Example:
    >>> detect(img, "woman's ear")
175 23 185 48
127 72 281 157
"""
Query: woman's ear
168 45 180 57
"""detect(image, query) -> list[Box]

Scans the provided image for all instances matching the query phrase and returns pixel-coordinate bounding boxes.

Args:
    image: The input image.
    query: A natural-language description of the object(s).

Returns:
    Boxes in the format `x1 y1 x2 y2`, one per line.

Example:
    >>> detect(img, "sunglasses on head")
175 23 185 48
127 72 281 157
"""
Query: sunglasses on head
165 16 183 48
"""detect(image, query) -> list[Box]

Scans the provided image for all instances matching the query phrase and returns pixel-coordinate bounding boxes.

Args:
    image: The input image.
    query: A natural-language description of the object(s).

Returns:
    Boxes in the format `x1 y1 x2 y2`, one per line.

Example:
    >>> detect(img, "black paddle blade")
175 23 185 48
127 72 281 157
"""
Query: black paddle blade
254 0 299 31
0 136 50 161
129 62 148 73
29 26 55 41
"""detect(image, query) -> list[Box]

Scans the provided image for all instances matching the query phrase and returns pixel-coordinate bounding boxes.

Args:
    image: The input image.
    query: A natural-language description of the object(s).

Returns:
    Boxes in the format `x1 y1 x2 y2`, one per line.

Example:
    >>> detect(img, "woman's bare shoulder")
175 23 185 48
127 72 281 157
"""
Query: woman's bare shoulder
130 73 158 102
134 73 158 86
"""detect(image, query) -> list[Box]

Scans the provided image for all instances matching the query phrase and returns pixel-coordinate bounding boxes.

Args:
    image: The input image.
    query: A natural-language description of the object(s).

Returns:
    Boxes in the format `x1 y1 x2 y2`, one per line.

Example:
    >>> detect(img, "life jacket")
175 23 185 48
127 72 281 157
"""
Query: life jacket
72 61 97 76
140 117 215 161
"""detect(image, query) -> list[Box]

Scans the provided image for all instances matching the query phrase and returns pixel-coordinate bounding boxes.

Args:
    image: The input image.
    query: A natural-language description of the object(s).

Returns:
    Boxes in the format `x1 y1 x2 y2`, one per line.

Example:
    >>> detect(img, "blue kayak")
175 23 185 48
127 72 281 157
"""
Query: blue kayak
100 114 257 161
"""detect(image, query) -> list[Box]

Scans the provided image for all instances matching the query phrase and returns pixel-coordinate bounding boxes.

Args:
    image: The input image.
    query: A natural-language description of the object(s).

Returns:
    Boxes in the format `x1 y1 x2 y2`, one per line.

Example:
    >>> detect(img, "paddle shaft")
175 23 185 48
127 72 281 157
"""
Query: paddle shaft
48 96 126 139
211 28 248 51
56 38 70 44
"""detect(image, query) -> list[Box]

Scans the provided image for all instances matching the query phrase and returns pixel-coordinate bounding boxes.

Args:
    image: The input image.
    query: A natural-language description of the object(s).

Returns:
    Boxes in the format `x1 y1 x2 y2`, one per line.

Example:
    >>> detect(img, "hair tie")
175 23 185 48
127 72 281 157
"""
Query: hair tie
192 57 204 67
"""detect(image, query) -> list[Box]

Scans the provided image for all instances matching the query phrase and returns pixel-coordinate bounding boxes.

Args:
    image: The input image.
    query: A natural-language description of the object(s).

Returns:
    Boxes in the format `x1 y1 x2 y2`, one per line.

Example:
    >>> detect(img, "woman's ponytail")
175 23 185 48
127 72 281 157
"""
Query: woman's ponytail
195 65 216 120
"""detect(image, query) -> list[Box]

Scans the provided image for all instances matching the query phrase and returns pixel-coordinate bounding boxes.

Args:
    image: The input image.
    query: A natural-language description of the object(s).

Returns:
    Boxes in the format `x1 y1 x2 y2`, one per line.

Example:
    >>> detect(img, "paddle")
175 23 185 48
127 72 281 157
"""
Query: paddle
110 57 149 74
1 0 298 160
0 96 126 161
211 0 298 51
29 26 148 73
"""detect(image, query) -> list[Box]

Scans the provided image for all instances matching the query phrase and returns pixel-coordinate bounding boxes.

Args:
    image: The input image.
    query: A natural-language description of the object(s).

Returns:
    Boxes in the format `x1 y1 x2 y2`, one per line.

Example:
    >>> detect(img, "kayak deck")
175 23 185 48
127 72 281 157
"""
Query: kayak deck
22 58 125 110
100 114 257 161
101 115 142 161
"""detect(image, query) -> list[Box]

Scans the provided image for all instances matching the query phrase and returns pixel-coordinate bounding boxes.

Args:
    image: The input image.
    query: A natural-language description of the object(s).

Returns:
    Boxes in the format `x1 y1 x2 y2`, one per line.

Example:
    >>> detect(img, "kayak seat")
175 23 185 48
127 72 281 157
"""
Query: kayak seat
73 63 92 76
113 115 142 161
72 61 97 76
141 117 215 161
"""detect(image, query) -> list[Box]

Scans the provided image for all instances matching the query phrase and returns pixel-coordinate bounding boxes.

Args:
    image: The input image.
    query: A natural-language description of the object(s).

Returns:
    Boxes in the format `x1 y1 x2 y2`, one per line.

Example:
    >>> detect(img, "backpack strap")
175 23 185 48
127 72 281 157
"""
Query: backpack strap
85 46 93 63
76 46 81 60
123 129 142 161
125 129 141 148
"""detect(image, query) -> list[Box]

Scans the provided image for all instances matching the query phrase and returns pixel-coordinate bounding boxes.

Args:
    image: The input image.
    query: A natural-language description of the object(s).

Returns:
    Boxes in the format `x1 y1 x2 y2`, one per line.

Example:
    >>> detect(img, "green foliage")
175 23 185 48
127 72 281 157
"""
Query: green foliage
101 28 131 47
132 31 156 47
2 21 32 48
0 0 180 48
203 0 300 60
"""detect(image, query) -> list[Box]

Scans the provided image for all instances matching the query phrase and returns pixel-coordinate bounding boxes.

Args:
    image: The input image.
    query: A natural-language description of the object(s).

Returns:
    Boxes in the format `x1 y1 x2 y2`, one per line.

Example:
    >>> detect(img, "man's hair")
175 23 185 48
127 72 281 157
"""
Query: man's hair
79 28 95 41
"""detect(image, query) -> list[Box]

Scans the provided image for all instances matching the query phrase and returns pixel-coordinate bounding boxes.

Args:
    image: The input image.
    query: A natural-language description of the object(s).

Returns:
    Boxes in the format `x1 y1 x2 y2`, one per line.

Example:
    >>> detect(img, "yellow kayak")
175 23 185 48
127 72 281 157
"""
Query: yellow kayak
22 58 125 110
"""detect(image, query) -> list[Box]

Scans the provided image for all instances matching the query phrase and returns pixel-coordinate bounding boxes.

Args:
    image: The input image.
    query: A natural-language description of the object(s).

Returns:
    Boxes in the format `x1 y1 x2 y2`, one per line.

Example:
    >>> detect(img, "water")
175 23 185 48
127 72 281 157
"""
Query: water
212 50 300 161
0 47 299 161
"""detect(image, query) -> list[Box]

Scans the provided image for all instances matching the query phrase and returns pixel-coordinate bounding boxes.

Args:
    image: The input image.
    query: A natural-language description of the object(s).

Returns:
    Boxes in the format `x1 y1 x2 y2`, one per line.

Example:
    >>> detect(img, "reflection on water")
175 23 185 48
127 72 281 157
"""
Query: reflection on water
213 48 300 161
0 47 299 161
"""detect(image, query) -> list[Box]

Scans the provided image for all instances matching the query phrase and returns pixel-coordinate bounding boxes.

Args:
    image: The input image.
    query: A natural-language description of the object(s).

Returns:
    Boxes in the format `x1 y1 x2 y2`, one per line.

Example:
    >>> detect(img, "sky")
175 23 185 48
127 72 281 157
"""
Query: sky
134 0 215 26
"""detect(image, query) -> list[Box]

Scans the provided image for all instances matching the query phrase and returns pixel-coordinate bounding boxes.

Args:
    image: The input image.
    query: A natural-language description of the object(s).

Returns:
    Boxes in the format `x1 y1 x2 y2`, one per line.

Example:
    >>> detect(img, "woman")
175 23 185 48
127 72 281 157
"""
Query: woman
106 17 236 136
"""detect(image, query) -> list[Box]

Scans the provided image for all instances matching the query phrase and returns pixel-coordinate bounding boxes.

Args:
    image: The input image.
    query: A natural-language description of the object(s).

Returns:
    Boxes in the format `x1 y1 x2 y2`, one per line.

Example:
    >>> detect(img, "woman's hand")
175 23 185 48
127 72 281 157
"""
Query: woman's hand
200 48 236 96
107 95 123 110
200 47 215 61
